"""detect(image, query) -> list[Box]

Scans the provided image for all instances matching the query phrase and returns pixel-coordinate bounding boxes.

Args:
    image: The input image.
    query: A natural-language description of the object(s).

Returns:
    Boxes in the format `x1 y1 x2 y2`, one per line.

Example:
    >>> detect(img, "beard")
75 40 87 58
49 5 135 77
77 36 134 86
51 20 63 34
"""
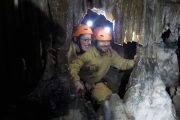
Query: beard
97 45 111 53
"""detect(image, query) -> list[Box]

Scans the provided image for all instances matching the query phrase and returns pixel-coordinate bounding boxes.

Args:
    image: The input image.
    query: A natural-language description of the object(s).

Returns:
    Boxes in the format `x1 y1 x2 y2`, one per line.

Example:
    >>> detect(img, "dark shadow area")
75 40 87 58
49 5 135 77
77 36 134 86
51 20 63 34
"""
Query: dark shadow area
118 69 132 98
116 42 136 98
123 41 137 59
161 28 171 43
0 0 67 120
177 36 180 85
81 9 113 30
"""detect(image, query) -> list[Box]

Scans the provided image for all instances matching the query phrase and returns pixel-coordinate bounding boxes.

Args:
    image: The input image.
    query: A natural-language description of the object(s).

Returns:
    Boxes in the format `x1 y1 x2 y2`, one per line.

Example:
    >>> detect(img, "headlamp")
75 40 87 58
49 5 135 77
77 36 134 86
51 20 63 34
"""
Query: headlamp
104 27 111 33
86 20 93 27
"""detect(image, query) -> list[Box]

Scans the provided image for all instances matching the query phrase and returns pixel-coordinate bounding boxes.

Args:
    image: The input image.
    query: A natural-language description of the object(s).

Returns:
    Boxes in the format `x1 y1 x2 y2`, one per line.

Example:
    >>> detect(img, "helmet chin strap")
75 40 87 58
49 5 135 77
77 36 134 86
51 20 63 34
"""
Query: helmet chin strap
75 36 85 55
77 44 85 55
95 41 103 53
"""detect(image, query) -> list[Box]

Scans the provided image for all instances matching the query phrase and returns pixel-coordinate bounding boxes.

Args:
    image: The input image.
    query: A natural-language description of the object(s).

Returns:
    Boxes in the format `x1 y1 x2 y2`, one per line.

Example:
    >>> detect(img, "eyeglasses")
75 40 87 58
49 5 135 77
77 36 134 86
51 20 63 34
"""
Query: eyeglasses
81 39 92 42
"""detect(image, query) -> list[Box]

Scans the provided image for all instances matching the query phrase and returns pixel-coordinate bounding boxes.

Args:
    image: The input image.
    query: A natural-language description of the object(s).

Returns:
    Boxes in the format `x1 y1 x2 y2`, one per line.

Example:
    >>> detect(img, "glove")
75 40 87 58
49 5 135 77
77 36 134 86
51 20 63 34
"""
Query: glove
74 80 84 92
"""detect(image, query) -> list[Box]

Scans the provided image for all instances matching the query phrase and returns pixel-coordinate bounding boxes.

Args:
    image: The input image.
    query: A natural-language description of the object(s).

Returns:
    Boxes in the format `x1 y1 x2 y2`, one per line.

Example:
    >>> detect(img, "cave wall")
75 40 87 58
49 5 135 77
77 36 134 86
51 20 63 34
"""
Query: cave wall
9 0 180 49
1 0 179 99
1 0 180 119
45 0 92 48
1 0 179 98
40 0 180 49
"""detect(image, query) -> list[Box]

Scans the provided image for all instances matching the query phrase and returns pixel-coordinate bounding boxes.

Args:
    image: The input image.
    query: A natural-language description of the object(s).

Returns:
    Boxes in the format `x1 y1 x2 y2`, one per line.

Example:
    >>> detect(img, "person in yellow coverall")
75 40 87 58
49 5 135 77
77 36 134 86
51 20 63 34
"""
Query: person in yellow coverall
67 24 93 64
69 27 137 119
47 24 93 65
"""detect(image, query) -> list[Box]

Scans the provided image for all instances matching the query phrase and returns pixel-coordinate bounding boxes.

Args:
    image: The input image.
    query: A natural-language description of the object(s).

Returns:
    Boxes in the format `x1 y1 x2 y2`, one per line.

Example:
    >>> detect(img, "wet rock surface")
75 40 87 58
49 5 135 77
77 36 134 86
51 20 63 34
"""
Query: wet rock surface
171 86 180 119
109 94 128 120
156 43 179 87
124 58 176 120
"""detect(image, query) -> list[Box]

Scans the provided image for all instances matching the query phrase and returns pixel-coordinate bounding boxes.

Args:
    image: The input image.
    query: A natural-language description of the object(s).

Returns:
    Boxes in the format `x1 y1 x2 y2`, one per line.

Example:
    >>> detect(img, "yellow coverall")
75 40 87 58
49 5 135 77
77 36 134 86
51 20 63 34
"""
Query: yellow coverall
69 46 135 102
67 42 78 64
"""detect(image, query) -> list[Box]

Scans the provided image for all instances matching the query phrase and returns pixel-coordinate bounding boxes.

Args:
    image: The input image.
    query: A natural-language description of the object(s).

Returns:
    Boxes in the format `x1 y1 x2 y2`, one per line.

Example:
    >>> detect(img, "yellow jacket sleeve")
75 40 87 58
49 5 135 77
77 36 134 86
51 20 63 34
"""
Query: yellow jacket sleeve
69 51 90 81
111 50 135 70
67 42 77 64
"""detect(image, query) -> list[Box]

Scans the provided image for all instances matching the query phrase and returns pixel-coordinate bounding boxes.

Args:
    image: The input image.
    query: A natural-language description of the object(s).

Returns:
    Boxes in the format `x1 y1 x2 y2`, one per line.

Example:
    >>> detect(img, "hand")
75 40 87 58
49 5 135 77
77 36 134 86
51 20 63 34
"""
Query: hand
74 80 84 92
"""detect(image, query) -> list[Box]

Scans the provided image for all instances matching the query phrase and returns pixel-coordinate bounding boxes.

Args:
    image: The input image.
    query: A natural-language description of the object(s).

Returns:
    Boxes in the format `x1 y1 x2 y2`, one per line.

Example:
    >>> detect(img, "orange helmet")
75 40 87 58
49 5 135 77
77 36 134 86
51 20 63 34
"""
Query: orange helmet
72 24 93 37
93 27 103 37
94 27 112 41
72 26 79 37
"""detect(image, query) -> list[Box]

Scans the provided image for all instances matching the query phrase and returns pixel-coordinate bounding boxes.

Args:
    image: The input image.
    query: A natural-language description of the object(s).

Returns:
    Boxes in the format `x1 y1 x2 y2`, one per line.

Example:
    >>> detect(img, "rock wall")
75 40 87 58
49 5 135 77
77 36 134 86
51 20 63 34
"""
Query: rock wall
28 0 180 47
156 43 179 87
124 58 176 120
3 0 179 119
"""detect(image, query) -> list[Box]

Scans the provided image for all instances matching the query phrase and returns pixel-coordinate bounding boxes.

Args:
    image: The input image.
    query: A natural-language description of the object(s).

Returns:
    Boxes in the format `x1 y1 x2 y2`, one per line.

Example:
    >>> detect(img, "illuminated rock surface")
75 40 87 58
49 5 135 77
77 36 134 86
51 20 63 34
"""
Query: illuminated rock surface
124 58 176 120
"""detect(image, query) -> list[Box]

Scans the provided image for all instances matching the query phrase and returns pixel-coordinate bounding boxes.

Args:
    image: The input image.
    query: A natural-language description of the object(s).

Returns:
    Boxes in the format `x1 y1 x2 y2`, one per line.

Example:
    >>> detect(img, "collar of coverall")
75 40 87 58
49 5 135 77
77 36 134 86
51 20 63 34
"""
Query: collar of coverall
92 46 112 57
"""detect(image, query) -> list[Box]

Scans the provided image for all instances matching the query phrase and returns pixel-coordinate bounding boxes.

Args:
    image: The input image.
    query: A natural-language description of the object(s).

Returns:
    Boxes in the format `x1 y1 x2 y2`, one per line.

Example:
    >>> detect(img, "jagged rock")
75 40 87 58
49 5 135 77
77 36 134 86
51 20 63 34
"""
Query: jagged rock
170 86 177 97
156 43 179 87
173 96 180 117
177 87 180 96
124 58 176 120
172 86 180 117
109 94 128 120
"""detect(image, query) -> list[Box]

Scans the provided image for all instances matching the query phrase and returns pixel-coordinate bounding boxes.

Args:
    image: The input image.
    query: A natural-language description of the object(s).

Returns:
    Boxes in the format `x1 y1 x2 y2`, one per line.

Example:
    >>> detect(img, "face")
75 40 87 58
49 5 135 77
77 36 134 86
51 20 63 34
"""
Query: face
97 40 111 53
80 34 92 51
